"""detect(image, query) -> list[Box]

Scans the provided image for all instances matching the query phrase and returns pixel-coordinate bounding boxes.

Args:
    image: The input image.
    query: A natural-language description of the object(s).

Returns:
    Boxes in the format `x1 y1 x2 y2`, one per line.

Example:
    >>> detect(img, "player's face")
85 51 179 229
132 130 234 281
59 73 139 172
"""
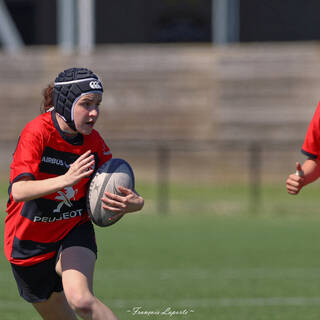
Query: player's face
73 93 102 135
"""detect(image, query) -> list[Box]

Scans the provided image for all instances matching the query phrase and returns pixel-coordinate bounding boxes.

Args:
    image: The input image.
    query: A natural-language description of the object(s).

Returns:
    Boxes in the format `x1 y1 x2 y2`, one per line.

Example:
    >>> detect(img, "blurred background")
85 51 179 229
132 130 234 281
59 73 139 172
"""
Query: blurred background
1 0 320 216
2 1 320 319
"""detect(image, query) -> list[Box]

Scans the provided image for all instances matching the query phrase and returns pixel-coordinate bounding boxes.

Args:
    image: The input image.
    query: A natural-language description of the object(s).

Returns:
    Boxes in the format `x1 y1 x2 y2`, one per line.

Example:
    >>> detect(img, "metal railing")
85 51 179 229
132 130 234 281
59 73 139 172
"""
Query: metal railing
108 139 304 215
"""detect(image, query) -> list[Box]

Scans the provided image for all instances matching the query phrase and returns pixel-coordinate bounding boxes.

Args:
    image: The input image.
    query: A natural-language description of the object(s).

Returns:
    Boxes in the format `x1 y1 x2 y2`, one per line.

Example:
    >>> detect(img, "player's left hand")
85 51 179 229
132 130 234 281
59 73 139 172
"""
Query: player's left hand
101 186 144 217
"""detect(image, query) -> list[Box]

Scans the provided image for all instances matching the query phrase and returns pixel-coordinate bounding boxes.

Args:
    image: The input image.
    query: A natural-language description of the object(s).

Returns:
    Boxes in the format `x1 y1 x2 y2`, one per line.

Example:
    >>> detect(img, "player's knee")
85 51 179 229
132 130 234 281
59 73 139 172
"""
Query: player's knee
68 292 95 316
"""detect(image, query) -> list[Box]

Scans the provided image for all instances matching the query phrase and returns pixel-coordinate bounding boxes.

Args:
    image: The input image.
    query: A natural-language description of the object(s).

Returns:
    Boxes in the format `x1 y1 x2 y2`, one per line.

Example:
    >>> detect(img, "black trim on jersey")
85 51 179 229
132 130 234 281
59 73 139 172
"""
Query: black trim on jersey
51 111 83 145
301 149 318 159
8 173 35 204
12 173 36 184
21 197 87 222
39 147 79 175
11 236 58 260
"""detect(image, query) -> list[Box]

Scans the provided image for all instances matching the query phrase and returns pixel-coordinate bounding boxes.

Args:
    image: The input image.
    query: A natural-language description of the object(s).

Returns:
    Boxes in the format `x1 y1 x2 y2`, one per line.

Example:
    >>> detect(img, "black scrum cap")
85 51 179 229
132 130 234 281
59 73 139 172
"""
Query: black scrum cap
53 68 103 131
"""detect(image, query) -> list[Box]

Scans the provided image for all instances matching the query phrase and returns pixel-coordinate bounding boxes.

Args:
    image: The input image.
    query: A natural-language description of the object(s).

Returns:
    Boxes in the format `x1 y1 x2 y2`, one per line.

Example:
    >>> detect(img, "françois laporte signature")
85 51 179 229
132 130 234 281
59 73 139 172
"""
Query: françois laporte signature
127 306 195 317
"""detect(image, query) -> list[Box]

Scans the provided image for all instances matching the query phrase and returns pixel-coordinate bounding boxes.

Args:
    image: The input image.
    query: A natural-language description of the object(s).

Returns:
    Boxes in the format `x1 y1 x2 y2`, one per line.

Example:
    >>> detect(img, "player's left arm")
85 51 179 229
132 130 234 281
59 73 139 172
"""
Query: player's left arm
12 150 95 202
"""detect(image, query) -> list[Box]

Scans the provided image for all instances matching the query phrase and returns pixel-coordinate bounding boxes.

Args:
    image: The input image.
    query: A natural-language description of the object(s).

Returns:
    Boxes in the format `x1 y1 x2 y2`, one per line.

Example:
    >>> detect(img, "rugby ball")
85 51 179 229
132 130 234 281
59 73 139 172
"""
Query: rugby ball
87 158 135 227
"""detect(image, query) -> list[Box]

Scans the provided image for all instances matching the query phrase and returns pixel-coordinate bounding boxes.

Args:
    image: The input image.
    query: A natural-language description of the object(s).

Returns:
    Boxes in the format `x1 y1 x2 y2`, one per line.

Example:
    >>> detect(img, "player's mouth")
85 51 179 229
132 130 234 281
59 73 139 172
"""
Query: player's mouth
86 120 95 127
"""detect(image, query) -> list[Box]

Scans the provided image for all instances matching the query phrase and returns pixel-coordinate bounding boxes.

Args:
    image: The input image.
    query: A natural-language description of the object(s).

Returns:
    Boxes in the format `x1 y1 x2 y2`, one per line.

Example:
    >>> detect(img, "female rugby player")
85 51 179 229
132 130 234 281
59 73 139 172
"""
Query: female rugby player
4 67 144 320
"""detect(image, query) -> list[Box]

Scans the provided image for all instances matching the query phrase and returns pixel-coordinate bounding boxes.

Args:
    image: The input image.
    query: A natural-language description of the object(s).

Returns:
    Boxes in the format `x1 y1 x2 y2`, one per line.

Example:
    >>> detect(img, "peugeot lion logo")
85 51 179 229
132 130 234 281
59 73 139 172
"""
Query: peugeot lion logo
53 187 77 213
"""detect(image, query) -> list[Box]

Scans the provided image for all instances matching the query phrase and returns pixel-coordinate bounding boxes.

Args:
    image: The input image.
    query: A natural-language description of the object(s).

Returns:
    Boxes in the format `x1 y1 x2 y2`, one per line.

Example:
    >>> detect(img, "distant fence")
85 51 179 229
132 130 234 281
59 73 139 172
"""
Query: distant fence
108 139 304 215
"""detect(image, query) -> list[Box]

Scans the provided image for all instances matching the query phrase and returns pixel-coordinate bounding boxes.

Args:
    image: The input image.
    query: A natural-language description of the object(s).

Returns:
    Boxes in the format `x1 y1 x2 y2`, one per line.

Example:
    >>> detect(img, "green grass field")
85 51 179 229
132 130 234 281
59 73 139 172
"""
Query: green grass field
2 181 320 319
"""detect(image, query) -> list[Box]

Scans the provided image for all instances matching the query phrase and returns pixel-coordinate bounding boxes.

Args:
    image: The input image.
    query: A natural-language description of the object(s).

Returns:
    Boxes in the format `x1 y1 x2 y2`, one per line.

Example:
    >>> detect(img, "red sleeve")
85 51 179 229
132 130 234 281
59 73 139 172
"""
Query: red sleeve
10 122 44 183
301 102 320 159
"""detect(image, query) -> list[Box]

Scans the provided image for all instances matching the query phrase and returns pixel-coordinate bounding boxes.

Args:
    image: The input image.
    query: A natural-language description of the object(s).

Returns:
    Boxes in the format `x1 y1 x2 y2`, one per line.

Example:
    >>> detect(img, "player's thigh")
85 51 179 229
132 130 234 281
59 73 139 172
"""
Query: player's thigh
56 221 97 277
60 246 96 296
32 291 77 320
56 221 97 276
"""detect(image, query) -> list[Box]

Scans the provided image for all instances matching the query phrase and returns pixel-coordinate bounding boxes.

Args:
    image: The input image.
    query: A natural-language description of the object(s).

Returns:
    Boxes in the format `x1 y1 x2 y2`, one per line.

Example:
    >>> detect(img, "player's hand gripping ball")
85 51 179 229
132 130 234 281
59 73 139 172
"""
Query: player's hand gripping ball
87 158 135 227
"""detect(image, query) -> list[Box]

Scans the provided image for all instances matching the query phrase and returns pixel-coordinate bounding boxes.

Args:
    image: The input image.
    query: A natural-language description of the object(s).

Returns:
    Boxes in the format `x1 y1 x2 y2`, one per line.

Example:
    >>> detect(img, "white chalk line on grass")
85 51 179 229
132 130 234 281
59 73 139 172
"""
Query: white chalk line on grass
108 297 320 308
95 268 320 280
2 297 320 310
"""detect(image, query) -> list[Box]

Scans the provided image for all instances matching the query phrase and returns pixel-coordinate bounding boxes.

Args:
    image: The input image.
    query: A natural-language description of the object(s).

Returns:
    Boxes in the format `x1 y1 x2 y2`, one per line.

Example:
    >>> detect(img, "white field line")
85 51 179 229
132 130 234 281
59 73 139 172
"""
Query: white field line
2 267 320 281
2 296 320 310
109 297 320 308
95 268 320 280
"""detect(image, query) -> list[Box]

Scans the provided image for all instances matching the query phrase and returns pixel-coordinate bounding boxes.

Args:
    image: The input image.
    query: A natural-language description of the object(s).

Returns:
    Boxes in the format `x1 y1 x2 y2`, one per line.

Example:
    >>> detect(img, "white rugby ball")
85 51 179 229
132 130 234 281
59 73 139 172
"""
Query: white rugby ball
87 158 135 227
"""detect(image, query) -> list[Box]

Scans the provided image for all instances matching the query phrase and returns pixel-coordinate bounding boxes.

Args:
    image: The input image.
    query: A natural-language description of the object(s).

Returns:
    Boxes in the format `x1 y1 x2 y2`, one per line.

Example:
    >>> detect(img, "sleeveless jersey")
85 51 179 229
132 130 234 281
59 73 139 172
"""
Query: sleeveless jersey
4 111 112 266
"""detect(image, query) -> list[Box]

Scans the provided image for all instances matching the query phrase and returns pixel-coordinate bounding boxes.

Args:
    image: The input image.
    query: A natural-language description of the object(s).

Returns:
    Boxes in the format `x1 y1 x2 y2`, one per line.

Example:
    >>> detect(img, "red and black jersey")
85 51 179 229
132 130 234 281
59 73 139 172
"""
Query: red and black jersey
302 102 320 159
4 111 112 266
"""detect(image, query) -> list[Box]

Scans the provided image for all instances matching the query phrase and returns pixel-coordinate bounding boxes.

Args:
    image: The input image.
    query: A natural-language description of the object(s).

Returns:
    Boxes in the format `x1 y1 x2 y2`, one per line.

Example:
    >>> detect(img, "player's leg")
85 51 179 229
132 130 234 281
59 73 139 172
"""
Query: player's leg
32 291 77 320
10 257 77 320
59 245 118 320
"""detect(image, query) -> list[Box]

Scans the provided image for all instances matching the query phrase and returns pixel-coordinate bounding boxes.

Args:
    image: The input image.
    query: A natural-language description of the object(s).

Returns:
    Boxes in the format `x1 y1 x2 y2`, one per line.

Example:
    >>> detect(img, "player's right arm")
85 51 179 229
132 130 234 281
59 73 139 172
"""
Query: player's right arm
287 102 320 195
286 159 320 195
12 150 94 202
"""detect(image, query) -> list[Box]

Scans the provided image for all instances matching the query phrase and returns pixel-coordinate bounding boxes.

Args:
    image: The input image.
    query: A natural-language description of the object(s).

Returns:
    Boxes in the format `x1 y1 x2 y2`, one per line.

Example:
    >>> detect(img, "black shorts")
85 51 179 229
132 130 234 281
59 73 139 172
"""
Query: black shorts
10 221 97 303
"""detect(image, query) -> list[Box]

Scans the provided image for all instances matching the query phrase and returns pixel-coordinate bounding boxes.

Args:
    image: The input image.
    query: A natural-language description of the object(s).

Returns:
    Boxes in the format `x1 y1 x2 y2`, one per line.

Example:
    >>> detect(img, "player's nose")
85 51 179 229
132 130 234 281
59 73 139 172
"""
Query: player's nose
89 106 99 117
